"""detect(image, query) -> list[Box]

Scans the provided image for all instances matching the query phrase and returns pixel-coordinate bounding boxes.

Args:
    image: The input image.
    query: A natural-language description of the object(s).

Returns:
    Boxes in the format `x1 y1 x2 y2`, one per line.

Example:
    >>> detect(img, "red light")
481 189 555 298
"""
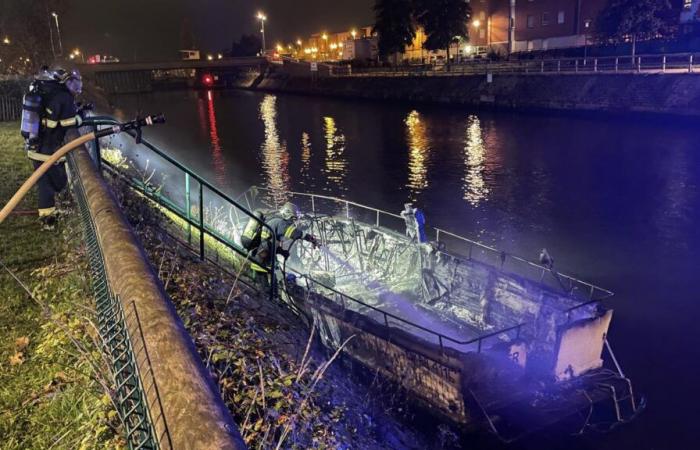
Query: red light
203 74 213 86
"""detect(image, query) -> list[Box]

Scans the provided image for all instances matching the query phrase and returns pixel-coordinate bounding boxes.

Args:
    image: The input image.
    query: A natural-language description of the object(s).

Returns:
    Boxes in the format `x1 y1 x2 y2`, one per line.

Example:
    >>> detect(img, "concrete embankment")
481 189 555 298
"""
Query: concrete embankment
256 72 700 117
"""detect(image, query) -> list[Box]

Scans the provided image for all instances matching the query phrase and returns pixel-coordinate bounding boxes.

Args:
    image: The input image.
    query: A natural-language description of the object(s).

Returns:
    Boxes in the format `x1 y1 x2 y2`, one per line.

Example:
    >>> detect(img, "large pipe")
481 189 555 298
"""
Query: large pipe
69 138 246 449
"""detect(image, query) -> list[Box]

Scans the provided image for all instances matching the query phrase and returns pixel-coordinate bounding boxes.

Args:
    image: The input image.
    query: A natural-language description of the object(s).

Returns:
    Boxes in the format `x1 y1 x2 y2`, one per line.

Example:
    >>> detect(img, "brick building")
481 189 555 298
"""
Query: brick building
469 0 608 54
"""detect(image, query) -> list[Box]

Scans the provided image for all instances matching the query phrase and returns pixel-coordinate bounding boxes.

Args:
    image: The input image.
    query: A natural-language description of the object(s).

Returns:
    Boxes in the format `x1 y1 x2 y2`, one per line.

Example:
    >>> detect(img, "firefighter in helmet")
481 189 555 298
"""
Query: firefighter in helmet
30 68 84 229
250 202 319 288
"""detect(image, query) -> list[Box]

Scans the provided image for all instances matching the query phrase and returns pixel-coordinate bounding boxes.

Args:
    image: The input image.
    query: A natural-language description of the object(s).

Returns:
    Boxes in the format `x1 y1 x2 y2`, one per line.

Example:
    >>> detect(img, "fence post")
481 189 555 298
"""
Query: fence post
557 60 561 73
92 124 102 173
594 58 598 72
575 59 579 73
199 183 204 260
662 55 667 73
615 57 619 72
311 195 316 214
185 174 192 244
376 210 380 227
345 201 350 219
690 55 694 74
540 60 544 73
637 57 641 73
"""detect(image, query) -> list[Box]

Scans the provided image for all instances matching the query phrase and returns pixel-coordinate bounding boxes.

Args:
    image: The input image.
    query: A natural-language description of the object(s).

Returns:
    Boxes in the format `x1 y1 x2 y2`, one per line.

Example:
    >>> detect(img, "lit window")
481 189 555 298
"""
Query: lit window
527 15 535 28
542 12 550 26
584 19 593 29
558 11 565 24
683 0 692 10
480 29 486 39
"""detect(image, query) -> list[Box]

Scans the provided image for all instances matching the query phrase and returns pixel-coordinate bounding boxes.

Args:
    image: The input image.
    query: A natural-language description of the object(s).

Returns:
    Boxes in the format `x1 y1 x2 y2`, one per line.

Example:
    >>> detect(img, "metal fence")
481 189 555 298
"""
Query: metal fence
0 95 20 122
332 52 700 78
87 116 278 303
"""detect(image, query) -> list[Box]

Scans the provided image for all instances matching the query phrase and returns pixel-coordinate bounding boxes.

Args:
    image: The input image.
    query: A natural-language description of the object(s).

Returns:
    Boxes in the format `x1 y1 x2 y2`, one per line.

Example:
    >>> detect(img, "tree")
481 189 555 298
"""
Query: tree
414 0 471 66
0 0 67 74
596 0 678 57
230 34 262 57
373 0 415 63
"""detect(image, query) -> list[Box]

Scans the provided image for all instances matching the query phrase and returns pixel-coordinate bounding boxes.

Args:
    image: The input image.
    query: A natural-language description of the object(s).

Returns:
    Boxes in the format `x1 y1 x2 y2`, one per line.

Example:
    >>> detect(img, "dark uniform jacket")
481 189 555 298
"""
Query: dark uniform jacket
38 85 80 155
252 216 306 271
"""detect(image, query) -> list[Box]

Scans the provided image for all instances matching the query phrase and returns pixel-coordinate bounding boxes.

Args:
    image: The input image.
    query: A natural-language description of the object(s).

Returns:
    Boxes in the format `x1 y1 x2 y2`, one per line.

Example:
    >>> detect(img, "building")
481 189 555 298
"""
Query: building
301 27 375 61
680 0 700 35
468 0 608 54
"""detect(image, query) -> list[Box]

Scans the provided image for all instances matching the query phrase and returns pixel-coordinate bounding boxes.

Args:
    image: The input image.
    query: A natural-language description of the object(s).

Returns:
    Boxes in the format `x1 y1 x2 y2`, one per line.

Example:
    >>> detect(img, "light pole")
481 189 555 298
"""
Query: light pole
257 12 267 54
51 12 63 57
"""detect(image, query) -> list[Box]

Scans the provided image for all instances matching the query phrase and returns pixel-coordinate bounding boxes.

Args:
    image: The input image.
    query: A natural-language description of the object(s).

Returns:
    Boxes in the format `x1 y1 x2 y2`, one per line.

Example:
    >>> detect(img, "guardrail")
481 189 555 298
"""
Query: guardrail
331 52 700 78
298 272 526 353
87 116 278 303
240 186 614 303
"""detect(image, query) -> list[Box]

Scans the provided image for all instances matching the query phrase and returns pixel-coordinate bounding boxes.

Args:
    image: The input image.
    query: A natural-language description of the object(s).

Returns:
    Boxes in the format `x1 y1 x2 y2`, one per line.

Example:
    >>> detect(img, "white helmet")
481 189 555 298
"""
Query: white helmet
279 202 300 221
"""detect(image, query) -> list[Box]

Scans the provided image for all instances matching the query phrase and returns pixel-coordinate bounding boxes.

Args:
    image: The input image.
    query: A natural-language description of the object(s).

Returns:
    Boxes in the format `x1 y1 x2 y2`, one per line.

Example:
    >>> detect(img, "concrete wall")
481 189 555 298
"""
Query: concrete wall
256 72 700 117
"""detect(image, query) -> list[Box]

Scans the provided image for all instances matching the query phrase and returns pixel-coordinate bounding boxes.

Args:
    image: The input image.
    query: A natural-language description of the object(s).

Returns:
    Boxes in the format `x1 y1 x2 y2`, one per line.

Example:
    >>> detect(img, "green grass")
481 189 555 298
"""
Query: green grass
0 122 122 449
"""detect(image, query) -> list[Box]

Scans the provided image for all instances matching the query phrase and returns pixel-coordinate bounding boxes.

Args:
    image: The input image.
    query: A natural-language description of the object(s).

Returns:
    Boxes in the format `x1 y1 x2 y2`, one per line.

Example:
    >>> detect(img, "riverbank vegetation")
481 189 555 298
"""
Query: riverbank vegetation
0 122 122 449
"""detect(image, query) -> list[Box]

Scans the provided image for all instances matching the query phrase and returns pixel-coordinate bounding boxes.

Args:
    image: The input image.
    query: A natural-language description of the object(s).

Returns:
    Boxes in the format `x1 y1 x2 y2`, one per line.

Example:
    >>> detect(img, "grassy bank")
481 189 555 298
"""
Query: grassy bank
0 122 122 449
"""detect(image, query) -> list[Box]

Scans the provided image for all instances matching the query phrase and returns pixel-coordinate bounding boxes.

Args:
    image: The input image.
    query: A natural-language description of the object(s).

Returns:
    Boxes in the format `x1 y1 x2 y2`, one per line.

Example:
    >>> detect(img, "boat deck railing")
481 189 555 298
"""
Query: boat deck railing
239 186 614 307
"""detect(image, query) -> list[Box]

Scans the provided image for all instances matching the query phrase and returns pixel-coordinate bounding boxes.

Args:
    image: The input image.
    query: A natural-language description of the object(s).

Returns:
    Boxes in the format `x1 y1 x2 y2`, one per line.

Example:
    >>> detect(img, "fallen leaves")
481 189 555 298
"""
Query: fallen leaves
15 336 30 350
8 336 30 366
9 351 24 366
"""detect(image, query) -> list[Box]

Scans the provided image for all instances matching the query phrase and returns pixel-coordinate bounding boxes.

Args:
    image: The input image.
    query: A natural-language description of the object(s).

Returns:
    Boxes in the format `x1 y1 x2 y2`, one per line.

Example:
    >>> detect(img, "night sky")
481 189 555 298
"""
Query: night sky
62 0 375 61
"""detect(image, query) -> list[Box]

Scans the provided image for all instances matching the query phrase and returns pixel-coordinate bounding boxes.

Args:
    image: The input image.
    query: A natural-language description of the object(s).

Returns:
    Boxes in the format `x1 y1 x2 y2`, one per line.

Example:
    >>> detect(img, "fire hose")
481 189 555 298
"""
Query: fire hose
0 114 165 225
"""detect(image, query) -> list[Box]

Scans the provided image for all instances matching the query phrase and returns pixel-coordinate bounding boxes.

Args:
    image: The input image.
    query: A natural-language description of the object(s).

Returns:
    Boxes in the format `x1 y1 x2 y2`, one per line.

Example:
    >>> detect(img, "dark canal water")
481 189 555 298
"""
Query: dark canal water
113 89 700 449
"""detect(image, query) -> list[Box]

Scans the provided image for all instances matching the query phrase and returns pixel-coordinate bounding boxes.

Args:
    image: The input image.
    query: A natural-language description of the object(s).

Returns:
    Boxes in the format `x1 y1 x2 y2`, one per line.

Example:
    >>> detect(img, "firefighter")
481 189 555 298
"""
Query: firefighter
400 203 427 243
250 202 318 289
30 68 84 229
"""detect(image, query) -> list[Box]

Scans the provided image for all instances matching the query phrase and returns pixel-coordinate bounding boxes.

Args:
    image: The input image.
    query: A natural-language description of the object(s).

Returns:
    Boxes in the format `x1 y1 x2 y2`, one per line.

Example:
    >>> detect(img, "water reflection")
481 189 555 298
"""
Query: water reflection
300 132 314 189
206 91 227 189
259 95 291 205
405 110 430 199
462 115 489 206
322 116 347 193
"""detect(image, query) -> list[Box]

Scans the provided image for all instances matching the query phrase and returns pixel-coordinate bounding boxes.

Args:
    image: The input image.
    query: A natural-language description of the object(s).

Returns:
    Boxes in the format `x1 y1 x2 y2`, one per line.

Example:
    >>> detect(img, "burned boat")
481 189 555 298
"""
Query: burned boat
237 186 643 442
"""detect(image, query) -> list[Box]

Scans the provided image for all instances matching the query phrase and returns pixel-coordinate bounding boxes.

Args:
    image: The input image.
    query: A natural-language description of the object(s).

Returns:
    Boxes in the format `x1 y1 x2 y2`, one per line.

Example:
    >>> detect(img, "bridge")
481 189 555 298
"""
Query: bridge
79 57 268 94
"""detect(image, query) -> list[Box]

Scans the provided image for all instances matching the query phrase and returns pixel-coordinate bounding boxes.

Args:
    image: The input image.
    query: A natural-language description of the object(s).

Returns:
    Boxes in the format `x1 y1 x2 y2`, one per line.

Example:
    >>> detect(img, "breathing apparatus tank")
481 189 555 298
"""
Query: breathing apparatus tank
20 82 43 150
241 210 265 251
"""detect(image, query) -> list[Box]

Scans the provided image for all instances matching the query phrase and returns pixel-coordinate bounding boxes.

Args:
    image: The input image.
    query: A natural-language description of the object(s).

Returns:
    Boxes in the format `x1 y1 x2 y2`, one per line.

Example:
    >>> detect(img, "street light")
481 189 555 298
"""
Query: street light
2 36 10 45
257 12 267 54
51 12 63 56
71 48 85 63
351 29 357 39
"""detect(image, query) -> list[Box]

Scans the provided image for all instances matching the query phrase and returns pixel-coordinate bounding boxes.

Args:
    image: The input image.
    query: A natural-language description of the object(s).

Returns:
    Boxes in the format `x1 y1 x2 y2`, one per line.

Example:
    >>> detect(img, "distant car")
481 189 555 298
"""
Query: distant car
86 54 120 64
